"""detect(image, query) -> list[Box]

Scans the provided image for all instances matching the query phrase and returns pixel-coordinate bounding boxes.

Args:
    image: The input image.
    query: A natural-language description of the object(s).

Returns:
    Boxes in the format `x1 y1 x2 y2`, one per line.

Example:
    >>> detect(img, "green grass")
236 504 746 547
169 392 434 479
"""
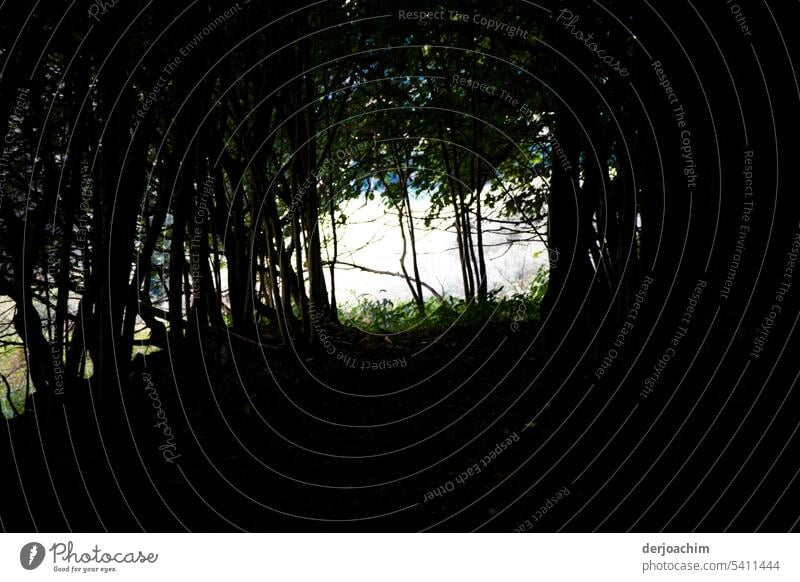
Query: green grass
340 268 547 333
1 387 26 419
0 344 29 419
0 272 547 418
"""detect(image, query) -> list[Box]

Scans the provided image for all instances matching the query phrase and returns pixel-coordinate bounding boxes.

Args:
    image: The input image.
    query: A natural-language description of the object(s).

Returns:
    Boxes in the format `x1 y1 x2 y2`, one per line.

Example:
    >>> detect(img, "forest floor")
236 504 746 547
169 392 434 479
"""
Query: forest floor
2 320 590 531
2 317 776 532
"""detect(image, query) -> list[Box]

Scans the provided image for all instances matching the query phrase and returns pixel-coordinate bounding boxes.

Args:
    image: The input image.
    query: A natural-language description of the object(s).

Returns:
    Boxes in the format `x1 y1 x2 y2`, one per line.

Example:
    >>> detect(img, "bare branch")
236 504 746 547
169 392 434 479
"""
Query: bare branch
325 260 444 300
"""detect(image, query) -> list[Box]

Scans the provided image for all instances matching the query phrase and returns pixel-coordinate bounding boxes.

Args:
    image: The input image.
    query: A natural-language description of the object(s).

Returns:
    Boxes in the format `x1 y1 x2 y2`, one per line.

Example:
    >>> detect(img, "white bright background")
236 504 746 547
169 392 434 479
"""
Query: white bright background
1 533 797 581
323 196 547 304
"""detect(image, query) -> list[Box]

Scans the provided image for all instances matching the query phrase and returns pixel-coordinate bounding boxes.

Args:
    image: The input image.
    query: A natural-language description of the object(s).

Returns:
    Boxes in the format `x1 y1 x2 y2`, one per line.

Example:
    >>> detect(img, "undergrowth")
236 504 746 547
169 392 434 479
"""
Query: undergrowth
340 268 547 333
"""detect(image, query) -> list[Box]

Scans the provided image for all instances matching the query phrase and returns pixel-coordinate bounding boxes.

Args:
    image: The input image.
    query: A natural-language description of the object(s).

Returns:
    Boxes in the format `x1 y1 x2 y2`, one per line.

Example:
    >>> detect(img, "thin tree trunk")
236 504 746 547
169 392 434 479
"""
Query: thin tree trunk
327 177 339 322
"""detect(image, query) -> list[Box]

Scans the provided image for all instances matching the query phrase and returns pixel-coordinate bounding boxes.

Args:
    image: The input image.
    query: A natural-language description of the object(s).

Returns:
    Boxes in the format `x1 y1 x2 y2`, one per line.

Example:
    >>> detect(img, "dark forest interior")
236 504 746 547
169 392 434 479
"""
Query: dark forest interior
1 0 800 532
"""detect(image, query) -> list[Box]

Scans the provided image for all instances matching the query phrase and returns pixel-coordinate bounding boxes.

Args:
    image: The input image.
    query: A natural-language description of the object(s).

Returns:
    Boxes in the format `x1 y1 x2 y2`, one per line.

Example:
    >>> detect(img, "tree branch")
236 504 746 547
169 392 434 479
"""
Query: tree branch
324 260 444 300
